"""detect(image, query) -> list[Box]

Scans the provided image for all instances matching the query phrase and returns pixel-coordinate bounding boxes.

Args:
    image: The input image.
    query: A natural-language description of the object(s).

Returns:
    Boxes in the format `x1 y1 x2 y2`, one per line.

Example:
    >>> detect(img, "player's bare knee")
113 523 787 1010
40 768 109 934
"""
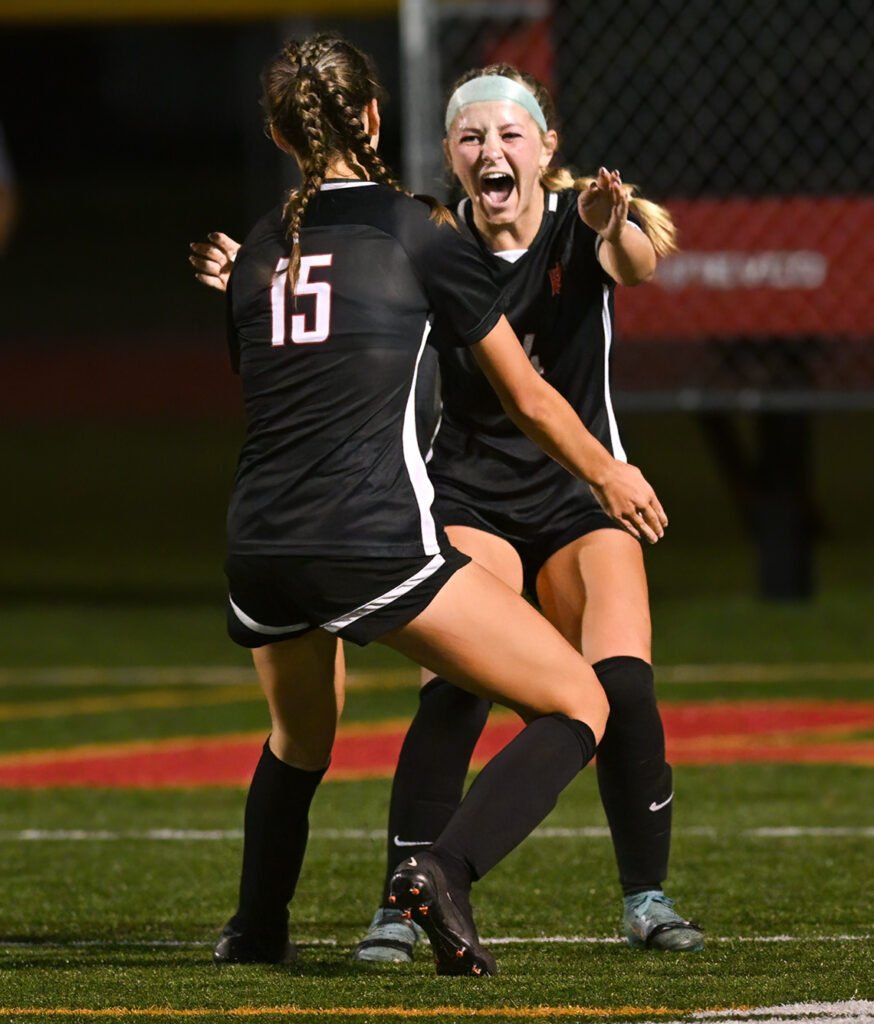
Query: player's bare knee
269 730 332 772
559 674 609 743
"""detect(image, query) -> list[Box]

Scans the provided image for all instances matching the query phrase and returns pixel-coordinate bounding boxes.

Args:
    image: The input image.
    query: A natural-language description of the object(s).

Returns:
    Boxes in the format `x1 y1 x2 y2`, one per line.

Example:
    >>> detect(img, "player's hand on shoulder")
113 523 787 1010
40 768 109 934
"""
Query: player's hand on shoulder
577 166 628 245
589 458 668 544
189 232 241 292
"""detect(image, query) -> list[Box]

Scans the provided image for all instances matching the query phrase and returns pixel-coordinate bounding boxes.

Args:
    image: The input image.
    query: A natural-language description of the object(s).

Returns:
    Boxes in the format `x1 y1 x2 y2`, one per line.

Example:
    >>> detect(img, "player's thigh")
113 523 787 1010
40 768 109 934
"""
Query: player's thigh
445 524 524 591
381 560 608 735
536 528 651 665
251 629 343 770
417 524 525 687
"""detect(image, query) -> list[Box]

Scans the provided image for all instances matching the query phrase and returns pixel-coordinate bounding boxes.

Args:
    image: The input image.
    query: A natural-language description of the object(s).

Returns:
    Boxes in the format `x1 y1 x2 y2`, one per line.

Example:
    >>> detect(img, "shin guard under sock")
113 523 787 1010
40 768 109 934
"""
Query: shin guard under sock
593 656 672 895
231 738 326 943
381 677 491 904
431 712 597 885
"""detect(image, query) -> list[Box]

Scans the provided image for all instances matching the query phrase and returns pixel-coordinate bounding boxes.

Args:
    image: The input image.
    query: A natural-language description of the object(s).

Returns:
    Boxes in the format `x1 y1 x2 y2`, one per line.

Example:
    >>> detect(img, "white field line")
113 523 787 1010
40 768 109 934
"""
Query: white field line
0 826 871 842
1 663 874 688
683 1004 874 1024
0 935 870 950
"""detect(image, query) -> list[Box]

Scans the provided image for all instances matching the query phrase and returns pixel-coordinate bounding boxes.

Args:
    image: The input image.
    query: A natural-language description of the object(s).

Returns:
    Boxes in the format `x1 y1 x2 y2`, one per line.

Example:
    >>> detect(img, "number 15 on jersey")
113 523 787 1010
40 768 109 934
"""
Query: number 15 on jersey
271 254 333 345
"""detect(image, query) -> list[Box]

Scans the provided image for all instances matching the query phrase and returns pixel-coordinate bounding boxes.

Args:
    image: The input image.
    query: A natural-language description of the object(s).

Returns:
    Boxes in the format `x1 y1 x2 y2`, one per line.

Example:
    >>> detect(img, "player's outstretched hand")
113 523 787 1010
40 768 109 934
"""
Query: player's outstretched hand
189 232 241 292
577 167 629 246
589 459 668 544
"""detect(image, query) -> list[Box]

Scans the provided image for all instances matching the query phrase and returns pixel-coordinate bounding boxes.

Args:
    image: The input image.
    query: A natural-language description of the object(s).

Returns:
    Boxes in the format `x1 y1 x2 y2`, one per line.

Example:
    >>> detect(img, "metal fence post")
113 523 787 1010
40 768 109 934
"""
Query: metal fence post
399 0 444 196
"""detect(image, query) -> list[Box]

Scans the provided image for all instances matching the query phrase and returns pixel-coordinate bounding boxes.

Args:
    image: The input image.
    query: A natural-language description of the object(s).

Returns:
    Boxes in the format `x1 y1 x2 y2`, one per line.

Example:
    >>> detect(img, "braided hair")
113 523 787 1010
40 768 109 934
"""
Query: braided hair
446 64 678 259
261 33 451 287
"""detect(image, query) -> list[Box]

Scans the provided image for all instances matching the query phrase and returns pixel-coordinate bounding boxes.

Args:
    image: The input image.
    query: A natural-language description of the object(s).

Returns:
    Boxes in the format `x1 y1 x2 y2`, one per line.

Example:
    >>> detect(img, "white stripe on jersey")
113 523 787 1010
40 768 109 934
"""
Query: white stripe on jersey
403 322 440 554
424 409 442 464
601 284 627 462
228 595 309 636
319 181 378 191
322 553 447 633
271 257 290 346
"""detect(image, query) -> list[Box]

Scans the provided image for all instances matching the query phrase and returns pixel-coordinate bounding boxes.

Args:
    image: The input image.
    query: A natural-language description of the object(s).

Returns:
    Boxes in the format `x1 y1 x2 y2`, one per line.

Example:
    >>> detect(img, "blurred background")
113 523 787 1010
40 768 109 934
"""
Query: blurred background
0 0 872 671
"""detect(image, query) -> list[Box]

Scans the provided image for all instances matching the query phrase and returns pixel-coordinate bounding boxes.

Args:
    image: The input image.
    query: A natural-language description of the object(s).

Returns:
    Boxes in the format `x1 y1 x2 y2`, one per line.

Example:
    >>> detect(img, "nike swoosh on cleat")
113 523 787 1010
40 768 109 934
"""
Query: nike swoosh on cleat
649 792 674 812
393 835 432 847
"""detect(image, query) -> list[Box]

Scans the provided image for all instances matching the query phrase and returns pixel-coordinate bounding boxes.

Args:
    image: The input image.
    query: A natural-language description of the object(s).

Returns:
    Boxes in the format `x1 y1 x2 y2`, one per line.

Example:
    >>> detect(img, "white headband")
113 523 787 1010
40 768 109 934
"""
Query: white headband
444 75 548 134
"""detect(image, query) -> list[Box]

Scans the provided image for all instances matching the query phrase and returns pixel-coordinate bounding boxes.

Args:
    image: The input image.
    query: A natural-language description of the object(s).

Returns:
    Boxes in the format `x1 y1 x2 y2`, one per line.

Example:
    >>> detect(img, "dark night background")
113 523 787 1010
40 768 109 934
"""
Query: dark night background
0 6 871 611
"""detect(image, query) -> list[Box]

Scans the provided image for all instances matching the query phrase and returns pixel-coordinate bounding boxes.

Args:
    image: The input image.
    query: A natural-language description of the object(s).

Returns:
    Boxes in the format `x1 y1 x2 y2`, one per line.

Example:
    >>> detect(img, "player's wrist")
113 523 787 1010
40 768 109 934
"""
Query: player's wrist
583 448 615 488
598 222 626 247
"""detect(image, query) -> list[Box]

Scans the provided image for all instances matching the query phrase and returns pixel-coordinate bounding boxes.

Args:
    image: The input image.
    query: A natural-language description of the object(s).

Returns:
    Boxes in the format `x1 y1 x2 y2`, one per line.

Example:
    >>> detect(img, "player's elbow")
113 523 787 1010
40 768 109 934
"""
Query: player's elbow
617 255 657 286
504 383 554 439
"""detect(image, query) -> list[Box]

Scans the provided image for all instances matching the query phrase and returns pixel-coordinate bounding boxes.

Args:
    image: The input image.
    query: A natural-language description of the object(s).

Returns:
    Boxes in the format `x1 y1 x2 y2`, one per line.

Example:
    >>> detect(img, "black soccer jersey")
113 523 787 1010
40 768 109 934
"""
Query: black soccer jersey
428 188 628 517
226 181 504 558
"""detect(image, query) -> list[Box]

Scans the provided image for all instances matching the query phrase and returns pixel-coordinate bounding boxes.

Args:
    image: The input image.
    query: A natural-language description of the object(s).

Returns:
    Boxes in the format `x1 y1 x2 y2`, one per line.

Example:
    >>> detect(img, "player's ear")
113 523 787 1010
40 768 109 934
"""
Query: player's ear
270 123 295 155
363 98 381 144
539 129 558 170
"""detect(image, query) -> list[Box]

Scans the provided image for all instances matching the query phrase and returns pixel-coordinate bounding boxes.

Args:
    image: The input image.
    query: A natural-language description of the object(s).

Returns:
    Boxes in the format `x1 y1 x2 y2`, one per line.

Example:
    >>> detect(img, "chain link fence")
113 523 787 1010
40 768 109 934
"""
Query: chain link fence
402 0 874 409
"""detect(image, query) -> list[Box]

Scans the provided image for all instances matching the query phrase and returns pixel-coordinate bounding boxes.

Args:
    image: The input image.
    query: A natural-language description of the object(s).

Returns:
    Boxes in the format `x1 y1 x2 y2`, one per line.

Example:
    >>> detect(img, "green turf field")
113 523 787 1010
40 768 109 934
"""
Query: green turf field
0 417 871 1021
0 657 871 1022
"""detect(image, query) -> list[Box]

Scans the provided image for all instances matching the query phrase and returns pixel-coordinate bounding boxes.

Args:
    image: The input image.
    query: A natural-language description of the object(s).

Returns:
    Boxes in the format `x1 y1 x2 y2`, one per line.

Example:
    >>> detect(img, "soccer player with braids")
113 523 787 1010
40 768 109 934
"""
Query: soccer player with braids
204 34 668 976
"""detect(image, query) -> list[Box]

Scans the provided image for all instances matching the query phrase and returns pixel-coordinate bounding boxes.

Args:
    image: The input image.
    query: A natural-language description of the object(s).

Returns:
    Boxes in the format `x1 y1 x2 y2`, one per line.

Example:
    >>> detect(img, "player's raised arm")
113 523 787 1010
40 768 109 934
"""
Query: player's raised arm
471 314 667 543
189 231 240 292
578 167 657 286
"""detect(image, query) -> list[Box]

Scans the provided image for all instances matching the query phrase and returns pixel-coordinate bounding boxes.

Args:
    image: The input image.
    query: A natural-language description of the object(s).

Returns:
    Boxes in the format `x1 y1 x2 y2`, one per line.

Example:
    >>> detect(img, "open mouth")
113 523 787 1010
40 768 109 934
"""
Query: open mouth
480 172 515 206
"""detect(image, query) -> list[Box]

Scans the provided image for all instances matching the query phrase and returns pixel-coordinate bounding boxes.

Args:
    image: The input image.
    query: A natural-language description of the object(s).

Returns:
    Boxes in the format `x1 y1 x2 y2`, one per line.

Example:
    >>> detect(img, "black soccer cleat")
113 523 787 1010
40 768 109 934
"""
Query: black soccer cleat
212 922 297 966
388 852 497 977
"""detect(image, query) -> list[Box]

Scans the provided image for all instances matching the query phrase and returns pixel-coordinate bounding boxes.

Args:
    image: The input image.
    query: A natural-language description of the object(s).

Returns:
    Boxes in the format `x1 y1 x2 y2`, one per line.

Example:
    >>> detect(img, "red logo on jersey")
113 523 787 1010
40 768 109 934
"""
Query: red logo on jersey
549 262 562 296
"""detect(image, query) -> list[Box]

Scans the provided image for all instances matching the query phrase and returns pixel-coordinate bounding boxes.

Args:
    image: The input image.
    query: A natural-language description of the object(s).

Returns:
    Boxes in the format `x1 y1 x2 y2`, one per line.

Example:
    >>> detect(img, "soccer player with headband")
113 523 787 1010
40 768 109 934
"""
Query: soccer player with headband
352 63 703 962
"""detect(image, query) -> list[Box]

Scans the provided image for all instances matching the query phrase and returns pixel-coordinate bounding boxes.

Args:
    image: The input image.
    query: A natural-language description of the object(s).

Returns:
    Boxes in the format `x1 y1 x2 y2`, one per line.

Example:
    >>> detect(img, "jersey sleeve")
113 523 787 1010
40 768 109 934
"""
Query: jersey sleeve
400 202 505 347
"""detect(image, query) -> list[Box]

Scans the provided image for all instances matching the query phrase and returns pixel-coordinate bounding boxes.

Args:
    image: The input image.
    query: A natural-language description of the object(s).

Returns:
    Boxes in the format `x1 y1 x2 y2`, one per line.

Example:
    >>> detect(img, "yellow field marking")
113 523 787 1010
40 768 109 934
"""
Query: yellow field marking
0 731 267 767
0 1007 699 1019
0 673 414 722
0 709 520 769
2 662 873 691
0 667 416 689
0 684 263 722
0 705 869 773
671 723 874 750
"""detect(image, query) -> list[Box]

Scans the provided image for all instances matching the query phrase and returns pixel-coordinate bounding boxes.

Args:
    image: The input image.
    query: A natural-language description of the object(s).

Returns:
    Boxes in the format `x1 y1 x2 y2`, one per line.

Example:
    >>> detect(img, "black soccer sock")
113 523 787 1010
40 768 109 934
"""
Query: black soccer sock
229 738 326 944
430 713 597 886
593 656 673 896
380 677 491 905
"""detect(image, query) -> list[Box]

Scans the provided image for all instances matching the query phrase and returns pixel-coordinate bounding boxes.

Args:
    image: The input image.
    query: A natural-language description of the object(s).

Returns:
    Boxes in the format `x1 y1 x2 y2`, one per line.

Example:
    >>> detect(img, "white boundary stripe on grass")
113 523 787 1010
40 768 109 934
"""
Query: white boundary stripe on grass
1 935 870 950
684 1003 874 1024
2 662 874 687
0 826 872 842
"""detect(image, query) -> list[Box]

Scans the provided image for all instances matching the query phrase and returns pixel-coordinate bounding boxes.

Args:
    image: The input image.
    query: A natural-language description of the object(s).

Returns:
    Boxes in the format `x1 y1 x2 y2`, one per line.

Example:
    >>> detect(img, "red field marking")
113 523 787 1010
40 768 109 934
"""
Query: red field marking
0 701 871 787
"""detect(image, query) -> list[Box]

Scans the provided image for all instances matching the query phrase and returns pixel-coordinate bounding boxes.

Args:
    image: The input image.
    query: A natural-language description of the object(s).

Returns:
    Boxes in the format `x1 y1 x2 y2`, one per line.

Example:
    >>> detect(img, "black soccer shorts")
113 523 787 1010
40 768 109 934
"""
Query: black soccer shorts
225 547 471 648
432 484 623 597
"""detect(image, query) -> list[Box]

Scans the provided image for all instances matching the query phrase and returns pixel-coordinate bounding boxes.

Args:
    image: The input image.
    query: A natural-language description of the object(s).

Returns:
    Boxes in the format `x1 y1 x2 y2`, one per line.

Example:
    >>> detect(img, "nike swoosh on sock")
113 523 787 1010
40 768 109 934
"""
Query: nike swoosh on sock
648 792 674 812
